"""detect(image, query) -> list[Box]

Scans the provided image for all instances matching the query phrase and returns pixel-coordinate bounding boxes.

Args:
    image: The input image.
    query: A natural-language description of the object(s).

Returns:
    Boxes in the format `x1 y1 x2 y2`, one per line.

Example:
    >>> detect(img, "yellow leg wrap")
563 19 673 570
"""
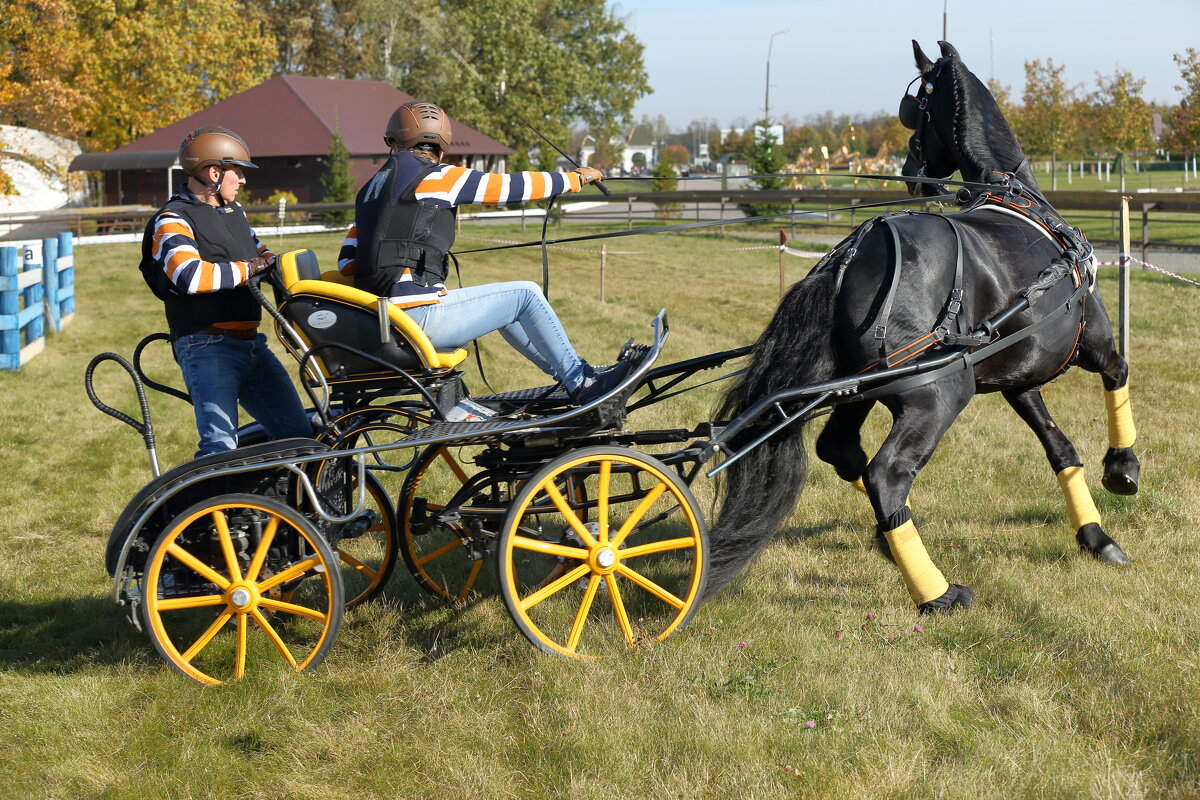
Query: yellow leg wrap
1104 385 1136 449
883 520 950 604
1056 466 1102 530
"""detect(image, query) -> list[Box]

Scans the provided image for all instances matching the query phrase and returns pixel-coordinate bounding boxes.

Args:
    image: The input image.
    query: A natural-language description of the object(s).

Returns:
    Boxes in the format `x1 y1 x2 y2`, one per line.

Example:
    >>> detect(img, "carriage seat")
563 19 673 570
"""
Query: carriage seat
274 250 468 387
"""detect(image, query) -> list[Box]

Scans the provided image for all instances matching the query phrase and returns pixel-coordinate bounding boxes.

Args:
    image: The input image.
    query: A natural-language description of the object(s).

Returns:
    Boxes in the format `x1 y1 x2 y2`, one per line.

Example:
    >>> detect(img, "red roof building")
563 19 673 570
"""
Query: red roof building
70 75 513 206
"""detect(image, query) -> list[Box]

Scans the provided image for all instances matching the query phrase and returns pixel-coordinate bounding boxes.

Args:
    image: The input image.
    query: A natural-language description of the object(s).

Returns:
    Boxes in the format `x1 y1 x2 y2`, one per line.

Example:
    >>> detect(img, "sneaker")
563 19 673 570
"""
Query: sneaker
570 360 635 405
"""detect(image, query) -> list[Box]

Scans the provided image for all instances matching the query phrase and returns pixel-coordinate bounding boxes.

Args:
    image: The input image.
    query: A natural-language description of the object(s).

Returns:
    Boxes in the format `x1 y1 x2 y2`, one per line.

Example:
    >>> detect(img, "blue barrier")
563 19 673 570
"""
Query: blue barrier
0 232 75 370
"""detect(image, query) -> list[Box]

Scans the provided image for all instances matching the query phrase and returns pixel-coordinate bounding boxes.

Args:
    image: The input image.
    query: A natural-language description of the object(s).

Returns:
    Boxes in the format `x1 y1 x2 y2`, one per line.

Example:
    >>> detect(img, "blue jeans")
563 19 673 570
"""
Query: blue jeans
173 332 312 458
400 281 588 391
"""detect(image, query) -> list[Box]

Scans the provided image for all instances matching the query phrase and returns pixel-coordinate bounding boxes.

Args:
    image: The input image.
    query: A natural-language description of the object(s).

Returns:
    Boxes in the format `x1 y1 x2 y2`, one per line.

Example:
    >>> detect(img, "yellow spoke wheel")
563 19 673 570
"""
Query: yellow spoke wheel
497 446 708 658
399 444 509 602
142 494 344 685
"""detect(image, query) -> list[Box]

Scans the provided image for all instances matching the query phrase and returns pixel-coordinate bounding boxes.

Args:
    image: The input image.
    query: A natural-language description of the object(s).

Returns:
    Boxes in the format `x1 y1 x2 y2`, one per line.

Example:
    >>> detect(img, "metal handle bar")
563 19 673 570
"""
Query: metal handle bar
84 352 161 478
132 332 190 404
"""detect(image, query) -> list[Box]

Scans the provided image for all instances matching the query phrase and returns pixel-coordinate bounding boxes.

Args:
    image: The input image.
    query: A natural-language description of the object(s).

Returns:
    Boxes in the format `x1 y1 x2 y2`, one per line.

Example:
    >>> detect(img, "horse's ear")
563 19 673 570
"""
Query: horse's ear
913 40 935 75
938 40 960 59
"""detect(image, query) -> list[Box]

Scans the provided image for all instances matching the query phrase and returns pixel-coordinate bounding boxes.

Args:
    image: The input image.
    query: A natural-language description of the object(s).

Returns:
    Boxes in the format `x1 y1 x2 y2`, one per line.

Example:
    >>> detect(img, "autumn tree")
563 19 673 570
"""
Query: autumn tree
1164 48 1200 162
1 0 274 152
1093 68 1154 192
1013 59 1078 189
656 144 690 169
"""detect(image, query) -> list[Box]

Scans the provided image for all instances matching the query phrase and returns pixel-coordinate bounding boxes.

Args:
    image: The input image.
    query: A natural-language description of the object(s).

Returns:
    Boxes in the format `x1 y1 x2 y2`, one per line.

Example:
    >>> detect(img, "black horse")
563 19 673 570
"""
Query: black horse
708 41 1140 612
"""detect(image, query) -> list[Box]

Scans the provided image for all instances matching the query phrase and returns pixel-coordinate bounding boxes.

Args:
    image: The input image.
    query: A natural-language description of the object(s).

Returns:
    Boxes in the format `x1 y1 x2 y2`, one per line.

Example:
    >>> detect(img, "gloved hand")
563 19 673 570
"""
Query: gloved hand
245 255 275 277
573 166 604 186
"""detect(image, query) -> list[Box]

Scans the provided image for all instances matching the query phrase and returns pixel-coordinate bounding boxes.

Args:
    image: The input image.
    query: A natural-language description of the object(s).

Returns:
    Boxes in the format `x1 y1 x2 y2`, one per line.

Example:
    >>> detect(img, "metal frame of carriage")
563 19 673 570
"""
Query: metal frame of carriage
87 179 1093 686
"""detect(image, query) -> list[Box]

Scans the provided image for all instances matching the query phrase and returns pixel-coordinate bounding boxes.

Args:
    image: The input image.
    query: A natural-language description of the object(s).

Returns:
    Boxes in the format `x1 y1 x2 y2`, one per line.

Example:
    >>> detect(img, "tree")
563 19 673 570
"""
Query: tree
650 158 680 220
743 120 785 216
360 0 649 166
1164 48 1200 162
0 0 275 152
321 126 354 224
656 144 690 169
1013 59 1078 189
1093 68 1154 192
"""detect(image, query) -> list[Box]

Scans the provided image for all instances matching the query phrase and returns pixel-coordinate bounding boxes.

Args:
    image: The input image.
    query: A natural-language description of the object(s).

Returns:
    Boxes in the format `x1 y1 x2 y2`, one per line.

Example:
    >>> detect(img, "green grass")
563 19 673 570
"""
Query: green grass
2 225 1199 798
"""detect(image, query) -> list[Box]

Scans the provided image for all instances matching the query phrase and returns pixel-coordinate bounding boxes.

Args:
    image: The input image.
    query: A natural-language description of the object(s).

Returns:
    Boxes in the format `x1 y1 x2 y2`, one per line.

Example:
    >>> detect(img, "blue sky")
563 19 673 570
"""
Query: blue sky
620 0 1199 128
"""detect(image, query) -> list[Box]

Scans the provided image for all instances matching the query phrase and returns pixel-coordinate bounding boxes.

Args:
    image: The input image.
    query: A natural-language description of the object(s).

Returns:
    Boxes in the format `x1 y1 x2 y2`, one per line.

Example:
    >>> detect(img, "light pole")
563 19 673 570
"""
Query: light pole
764 29 789 123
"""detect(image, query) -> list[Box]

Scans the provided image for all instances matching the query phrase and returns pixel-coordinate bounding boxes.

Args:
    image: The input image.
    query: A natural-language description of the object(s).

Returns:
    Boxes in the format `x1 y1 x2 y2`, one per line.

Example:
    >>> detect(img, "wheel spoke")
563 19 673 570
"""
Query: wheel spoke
258 597 329 623
257 556 321 592
439 448 470 483
180 609 233 663
155 594 225 611
250 608 298 668
211 510 243 582
165 542 231 590
618 536 697 559
604 573 636 647
614 563 686 609
566 575 602 652
234 613 248 681
545 482 596 547
245 516 280 582
611 482 668 548
519 563 590 611
337 548 379 580
415 537 464 566
597 460 611 543
511 534 588 560
456 559 483 600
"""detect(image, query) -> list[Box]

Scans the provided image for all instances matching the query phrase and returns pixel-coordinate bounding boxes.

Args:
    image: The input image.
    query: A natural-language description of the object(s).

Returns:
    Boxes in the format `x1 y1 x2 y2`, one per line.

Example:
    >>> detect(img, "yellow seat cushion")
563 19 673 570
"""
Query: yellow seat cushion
288 279 467 370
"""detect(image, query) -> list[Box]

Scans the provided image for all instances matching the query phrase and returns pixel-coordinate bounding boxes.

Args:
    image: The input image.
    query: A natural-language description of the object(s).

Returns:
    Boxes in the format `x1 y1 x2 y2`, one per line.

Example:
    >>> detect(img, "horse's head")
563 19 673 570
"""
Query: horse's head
899 40 960 197
899 40 1033 197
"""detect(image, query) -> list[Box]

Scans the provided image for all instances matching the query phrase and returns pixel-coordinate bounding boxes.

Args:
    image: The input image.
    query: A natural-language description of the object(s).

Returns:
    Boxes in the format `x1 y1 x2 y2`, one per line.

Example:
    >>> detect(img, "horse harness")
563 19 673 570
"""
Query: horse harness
830 177 1096 375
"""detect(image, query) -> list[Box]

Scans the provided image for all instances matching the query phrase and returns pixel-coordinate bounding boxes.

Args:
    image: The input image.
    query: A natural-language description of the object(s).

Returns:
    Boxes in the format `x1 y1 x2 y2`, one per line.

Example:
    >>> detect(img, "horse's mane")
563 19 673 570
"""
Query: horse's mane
945 57 1039 190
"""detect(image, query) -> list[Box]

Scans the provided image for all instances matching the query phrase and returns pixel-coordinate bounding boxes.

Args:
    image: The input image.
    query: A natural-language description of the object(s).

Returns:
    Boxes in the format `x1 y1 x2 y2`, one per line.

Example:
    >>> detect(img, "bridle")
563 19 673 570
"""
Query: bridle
899 60 955 191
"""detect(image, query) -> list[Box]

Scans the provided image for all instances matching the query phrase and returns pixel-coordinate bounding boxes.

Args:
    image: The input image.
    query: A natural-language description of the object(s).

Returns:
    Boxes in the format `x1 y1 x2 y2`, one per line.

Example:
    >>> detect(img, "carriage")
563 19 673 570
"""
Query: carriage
86 40 1141 685
88 248 758 684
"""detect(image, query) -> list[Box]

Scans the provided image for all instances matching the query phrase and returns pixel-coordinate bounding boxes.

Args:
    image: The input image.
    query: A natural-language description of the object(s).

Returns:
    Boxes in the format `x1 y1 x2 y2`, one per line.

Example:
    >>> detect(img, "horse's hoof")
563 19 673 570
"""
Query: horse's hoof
1102 447 1140 496
1076 522 1132 565
917 583 974 615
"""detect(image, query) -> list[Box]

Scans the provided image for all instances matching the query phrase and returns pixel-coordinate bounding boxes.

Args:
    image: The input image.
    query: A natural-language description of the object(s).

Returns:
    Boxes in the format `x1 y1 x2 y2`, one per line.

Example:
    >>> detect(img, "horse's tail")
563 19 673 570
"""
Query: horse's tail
707 265 841 594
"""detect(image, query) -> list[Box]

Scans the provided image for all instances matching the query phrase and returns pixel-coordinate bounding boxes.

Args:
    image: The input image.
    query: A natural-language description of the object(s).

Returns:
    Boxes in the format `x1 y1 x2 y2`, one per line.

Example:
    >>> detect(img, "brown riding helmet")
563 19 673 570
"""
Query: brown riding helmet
179 126 258 177
384 102 453 153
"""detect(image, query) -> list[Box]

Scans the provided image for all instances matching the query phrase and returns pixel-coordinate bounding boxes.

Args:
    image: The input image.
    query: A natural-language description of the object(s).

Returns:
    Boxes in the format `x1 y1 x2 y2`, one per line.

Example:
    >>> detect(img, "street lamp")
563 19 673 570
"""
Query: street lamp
764 29 789 123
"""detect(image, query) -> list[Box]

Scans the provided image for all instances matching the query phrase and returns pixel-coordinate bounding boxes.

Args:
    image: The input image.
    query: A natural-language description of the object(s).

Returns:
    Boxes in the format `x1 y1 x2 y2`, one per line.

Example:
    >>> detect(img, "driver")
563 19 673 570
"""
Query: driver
337 101 635 405
139 125 310 458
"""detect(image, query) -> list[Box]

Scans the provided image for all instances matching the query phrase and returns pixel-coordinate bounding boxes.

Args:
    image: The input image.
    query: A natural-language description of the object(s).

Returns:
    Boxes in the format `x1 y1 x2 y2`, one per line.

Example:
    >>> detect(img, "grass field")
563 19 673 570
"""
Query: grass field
1 224 1198 799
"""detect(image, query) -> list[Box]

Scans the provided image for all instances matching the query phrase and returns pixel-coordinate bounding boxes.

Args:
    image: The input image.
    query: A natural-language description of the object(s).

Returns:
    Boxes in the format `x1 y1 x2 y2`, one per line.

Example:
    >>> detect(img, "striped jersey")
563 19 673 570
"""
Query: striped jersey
338 156 585 307
148 185 273 299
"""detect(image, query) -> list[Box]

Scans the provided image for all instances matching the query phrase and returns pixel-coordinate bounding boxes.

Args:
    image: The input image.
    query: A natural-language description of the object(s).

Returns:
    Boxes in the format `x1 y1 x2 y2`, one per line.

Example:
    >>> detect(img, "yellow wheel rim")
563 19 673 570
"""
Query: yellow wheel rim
498 448 707 658
142 495 342 685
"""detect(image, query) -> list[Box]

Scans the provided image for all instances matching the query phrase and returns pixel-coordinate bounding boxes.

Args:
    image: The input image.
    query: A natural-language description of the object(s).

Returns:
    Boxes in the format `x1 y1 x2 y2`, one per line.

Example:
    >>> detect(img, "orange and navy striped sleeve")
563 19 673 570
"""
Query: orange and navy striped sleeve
149 206 270 294
337 224 357 275
413 166 583 208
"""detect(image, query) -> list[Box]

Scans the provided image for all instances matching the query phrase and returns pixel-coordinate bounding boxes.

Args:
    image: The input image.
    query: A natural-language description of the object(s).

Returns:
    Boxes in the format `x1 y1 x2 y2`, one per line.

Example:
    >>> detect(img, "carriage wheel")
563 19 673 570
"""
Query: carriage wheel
398 444 504 602
141 494 344 686
497 446 707 658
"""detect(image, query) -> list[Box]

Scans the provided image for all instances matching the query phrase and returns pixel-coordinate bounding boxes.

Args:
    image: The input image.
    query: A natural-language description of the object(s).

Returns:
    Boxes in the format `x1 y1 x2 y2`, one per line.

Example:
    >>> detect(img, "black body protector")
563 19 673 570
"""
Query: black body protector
138 197 262 337
353 152 457 297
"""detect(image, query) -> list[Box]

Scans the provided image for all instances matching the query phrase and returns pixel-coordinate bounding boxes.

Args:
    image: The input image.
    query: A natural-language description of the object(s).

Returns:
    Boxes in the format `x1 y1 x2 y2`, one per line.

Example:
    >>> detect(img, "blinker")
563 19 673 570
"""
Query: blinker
899 94 921 131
